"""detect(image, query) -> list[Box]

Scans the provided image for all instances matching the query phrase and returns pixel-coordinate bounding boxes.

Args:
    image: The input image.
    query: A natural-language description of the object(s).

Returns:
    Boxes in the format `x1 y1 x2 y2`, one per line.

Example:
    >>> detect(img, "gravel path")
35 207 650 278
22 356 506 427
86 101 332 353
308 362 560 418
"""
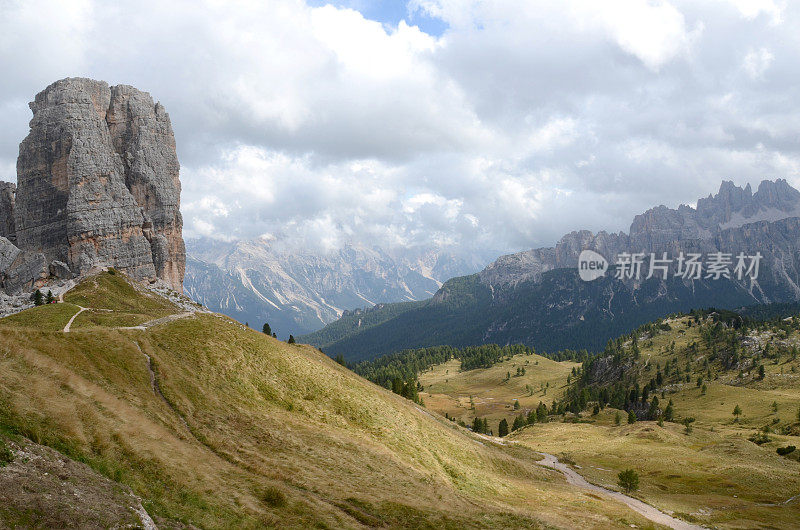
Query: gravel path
116 312 195 331
62 306 87 332
536 452 703 530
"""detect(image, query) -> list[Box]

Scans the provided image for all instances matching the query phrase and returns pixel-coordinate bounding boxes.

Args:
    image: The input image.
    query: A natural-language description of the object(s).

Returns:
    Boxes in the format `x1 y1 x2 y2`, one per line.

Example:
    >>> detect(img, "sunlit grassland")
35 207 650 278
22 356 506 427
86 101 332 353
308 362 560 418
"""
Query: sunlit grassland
0 272 663 529
417 314 800 528
419 354 578 428
0 302 81 331
513 415 800 529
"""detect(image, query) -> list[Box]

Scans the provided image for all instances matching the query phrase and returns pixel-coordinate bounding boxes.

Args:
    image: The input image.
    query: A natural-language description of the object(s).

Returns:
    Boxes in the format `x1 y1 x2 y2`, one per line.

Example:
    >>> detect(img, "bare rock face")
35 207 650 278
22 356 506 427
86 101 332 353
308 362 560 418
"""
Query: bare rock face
12 78 184 291
480 179 800 296
0 182 16 244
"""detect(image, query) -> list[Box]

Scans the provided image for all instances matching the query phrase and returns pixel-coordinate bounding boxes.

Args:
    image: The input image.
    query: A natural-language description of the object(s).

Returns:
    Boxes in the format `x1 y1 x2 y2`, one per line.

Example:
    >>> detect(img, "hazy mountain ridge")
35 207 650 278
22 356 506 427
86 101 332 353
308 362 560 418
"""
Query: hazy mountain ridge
184 237 488 336
304 179 800 360
481 179 800 288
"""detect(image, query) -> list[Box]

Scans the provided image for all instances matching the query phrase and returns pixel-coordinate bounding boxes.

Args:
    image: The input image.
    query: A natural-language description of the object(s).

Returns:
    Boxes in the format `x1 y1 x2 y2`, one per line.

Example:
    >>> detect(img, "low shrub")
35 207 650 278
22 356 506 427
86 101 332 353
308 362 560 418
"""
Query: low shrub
0 439 13 466
748 432 771 445
258 485 286 507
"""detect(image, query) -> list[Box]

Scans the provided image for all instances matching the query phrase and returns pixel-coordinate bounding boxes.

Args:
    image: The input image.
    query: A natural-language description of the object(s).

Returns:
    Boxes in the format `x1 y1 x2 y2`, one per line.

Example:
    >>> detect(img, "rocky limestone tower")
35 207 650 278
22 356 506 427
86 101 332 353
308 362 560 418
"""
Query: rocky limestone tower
13 78 185 290
0 182 16 244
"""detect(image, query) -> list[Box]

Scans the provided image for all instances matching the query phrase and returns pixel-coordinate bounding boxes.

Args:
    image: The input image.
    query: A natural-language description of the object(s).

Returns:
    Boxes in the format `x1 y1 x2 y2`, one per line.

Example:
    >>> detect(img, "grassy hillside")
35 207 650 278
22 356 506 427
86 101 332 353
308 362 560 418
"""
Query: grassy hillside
0 271 662 529
411 311 800 528
419 353 579 432
513 408 800 528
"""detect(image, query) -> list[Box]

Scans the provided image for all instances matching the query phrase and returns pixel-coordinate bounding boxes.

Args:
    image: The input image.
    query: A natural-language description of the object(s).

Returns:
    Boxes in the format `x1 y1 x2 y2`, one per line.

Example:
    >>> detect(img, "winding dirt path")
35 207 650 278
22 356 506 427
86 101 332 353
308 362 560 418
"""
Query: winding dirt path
116 312 195 331
61 306 194 333
62 306 87 333
535 452 703 530
469 432 702 529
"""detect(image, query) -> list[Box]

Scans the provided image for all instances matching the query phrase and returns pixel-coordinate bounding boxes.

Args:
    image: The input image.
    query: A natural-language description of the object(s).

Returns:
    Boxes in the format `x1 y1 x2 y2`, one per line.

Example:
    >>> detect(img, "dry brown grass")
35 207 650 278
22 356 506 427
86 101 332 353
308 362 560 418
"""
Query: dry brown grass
0 274 662 529
513 416 800 529
419 354 578 431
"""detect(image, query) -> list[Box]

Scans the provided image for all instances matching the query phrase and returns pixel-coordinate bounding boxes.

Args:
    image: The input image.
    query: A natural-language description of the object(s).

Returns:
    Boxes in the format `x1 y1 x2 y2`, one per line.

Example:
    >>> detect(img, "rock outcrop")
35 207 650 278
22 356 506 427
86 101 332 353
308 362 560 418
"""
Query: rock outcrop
0 182 16 244
0 78 184 293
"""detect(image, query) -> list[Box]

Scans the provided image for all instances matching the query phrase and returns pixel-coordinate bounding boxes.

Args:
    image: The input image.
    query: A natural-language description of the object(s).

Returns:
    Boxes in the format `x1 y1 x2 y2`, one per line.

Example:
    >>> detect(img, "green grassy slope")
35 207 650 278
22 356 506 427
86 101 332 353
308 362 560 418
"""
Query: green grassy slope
412 312 800 528
0 271 660 529
419 353 579 431
534 314 800 528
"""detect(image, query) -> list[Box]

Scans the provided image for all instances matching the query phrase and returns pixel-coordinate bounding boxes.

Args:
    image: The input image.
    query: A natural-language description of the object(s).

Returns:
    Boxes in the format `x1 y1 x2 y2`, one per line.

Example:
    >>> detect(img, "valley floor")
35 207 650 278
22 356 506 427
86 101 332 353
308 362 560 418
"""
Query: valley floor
418 315 800 529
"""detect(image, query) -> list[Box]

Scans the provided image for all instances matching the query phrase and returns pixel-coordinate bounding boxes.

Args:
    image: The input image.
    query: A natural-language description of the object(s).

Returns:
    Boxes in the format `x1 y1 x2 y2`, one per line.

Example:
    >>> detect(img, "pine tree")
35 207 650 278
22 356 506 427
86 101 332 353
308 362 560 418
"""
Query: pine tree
733 404 742 422
663 400 674 421
287 335 296 344
617 469 639 494
614 411 621 425
262 323 271 335
46 290 54 304
647 397 659 420
683 418 694 435
536 402 548 423
513 400 520 410
498 418 509 437
758 365 765 380
627 410 637 424
33 289 43 306
512 415 525 431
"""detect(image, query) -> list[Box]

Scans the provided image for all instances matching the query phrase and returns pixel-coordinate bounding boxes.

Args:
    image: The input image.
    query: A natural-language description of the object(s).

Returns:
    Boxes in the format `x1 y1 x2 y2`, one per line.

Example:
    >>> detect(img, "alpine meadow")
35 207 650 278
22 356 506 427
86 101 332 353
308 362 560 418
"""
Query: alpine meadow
2 1 800 529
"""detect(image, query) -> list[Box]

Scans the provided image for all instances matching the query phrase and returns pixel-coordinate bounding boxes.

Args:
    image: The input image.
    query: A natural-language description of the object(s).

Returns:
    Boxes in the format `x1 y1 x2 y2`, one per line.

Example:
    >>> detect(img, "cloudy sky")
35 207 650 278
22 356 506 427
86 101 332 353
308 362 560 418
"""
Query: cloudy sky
1 0 798 257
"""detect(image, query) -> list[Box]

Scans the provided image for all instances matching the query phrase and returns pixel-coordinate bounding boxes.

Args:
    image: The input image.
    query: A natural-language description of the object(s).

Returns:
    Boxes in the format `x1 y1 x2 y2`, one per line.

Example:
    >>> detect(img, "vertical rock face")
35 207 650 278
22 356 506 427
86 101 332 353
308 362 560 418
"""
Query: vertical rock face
12 78 184 291
0 182 15 244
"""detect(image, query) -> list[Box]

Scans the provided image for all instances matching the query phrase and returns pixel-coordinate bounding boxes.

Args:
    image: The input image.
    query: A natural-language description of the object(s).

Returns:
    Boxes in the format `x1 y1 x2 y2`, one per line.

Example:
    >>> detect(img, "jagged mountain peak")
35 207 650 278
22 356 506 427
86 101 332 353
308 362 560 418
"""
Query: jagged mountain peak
480 179 800 288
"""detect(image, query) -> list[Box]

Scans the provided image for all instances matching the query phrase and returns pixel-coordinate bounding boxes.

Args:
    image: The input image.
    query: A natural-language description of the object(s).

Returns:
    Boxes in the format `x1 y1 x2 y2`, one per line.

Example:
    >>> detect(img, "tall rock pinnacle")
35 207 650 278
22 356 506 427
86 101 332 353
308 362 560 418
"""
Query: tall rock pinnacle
9 77 185 291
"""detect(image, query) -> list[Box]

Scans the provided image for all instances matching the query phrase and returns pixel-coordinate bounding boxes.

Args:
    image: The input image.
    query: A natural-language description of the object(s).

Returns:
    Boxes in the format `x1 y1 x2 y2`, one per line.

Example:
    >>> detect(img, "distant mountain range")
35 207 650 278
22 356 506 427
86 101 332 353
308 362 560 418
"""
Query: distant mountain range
301 179 800 362
184 238 489 337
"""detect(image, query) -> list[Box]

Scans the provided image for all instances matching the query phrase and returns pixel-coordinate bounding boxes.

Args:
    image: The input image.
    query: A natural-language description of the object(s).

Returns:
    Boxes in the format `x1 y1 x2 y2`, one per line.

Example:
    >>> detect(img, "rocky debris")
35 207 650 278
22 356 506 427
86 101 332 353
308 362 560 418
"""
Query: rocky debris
0 277 76 318
2 250 49 293
0 236 21 271
0 435 169 529
1 77 185 297
145 277 208 314
49 259 72 279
